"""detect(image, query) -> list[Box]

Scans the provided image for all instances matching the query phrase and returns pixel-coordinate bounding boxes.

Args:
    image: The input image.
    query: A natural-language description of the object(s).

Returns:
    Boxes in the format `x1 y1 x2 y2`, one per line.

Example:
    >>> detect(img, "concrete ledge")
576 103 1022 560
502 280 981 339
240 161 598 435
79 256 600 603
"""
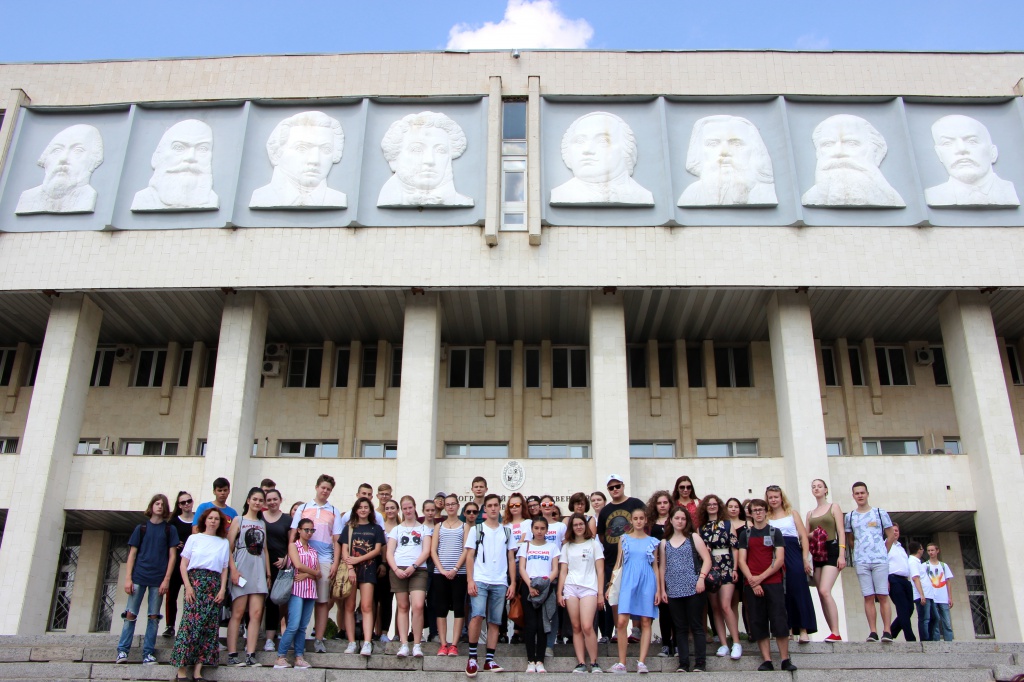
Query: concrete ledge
204 666 326 681
0 649 31 663
0 635 121 648
828 641 924 654
993 664 1024 681
793 669 994 681
89 664 174 680
258 652 367 669
790 652 1013 669
28 646 84 662
0 662 92 678
924 641 1024 654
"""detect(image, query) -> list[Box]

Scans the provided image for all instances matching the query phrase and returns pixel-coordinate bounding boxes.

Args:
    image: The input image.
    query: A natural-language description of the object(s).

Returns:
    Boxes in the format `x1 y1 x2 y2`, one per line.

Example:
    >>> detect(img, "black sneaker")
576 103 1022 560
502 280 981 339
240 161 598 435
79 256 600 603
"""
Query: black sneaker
227 653 241 666
244 653 261 667
880 632 893 643
866 632 879 642
757 661 774 672
498 634 508 644
781 659 797 671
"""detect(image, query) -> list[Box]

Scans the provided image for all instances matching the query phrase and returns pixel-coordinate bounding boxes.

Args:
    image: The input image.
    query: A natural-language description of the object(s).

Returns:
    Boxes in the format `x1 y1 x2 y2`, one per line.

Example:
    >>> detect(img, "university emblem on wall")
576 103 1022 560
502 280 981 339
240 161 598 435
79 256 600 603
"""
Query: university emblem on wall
501 460 526 492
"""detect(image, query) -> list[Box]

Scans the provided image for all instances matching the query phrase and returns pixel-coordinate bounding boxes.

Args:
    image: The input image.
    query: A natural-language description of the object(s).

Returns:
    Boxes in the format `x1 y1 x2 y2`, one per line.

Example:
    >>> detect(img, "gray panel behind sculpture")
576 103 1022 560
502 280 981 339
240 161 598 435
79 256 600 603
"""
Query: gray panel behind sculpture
666 97 800 227
356 98 487 227
542 98 672 226
0 107 132 232
905 99 1024 227
232 100 366 228
110 104 247 230
786 99 926 226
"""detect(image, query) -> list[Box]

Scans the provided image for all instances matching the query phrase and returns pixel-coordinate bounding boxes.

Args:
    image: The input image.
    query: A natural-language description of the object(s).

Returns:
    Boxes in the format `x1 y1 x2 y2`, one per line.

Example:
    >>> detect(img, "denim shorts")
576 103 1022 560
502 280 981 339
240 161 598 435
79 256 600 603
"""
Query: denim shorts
470 581 506 624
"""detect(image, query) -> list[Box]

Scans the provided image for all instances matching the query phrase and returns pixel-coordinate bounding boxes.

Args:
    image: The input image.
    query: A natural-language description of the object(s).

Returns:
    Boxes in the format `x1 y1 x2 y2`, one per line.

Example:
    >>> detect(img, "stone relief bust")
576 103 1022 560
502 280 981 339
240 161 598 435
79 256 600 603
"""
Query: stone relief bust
925 114 1019 208
550 111 654 206
801 114 905 208
131 119 219 211
678 115 777 207
377 111 473 207
16 124 103 215
250 111 347 209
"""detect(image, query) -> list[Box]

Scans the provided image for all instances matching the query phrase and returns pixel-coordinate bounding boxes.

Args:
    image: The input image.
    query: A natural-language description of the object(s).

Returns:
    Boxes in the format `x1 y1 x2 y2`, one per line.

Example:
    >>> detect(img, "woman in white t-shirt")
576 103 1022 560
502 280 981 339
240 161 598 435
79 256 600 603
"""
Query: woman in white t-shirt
517 517 560 673
502 492 531 546
557 512 605 674
538 495 568 550
386 495 433 658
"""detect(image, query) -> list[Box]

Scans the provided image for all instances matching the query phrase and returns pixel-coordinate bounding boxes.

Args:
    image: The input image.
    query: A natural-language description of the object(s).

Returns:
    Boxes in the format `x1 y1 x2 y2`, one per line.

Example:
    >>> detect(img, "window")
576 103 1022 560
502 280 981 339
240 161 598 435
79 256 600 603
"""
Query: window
176 349 192 387
90 349 115 387
361 346 378 387
390 346 402 388
848 347 865 386
930 346 949 386
528 443 591 459
525 347 540 388
501 100 527 231
826 439 844 456
444 443 509 458
362 442 398 459
1007 345 1023 385
335 347 350 387
26 348 41 386
0 347 15 386
0 437 18 453
93 532 128 632
627 346 647 388
696 440 758 457
287 347 323 388
658 346 676 388
497 347 513 388
876 346 910 386
122 440 178 456
629 442 675 458
821 347 838 386
48 532 82 631
687 346 704 387
714 346 751 387
134 349 167 387
449 347 485 388
943 438 962 455
76 439 101 455
279 441 339 458
552 347 587 388
202 349 217 388
862 438 920 456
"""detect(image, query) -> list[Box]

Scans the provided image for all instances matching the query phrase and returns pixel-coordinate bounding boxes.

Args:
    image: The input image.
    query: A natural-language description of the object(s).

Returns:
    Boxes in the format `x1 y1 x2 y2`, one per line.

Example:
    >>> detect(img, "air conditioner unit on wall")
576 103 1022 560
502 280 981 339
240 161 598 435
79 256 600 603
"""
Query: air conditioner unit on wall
265 343 288 358
915 348 935 366
114 345 135 363
262 360 281 377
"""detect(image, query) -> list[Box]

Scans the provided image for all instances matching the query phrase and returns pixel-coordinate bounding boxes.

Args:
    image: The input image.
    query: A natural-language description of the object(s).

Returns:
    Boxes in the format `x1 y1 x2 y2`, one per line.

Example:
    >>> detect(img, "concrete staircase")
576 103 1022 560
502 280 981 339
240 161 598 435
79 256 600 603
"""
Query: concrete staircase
2 635 1023 681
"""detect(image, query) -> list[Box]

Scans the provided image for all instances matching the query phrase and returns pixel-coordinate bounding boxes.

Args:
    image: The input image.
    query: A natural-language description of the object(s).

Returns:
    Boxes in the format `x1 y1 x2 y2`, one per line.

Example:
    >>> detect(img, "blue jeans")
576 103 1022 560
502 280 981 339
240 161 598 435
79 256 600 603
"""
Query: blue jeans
929 601 953 641
278 595 316 658
470 582 506 625
117 583 163 655
919 599 932 641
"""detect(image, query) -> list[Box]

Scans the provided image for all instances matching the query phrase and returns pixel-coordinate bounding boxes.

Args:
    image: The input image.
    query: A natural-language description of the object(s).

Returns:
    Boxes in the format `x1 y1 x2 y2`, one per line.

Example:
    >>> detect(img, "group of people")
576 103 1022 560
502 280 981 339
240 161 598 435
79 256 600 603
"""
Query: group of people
110 471 955 680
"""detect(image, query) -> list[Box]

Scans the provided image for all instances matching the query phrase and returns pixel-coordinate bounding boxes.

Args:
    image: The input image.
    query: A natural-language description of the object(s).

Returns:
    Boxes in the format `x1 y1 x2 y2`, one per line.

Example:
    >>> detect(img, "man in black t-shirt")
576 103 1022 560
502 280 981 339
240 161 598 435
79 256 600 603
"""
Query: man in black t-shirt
596 473 644 638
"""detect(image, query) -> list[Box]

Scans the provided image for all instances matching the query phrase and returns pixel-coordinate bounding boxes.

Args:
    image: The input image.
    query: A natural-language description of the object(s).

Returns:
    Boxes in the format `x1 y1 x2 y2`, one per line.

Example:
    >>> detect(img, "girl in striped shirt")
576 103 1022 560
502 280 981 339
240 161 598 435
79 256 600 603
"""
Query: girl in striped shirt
274 518 321 670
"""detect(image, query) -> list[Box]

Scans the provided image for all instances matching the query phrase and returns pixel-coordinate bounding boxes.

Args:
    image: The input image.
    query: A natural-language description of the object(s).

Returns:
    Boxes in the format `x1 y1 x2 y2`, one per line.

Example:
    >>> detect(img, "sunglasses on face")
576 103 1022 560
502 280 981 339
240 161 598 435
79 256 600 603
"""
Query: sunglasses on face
608 483 623 491
508 502 522 508
678 485 692 490
541 502 554 508
180 499 193 505
300 527 315 533
465 509 479 515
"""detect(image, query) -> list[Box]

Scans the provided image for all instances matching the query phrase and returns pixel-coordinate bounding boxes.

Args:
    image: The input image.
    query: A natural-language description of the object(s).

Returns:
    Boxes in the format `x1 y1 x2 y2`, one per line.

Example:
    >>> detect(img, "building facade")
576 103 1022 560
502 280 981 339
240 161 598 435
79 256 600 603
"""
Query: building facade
0 50 1022 641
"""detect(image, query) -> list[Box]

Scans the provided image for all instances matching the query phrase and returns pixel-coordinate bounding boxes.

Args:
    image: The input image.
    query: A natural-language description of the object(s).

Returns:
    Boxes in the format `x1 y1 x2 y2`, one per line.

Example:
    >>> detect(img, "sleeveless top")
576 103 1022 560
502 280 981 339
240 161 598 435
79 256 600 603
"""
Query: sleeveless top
807 508 838 542
663 538 699 599
434 523 467 575
768 514 798 538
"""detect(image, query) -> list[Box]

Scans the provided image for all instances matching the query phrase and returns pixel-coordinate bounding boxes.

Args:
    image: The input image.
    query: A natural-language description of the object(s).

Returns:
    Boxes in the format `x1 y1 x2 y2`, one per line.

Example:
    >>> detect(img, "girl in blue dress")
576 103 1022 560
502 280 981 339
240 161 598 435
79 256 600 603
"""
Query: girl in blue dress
610 507 661 674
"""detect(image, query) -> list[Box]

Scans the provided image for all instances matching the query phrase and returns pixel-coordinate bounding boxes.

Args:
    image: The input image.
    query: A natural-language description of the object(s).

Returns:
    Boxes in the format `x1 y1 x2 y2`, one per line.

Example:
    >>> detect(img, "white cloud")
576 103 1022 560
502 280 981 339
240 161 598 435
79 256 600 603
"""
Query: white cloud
447 0 593 50
795 33 830 50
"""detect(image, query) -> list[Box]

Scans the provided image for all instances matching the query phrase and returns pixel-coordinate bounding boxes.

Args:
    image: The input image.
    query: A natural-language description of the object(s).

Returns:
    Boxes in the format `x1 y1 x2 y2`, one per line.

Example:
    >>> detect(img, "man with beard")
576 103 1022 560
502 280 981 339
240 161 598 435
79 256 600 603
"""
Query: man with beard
132 119 219 211
16 124 103 214
801 114 905 208
250 111 347 209
925 114 1019 207
678 115 777 207
377 111 473 207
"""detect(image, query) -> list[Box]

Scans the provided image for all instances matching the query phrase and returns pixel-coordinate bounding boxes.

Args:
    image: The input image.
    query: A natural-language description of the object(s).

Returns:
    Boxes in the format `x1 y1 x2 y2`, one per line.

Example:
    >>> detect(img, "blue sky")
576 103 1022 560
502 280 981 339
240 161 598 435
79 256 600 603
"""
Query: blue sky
1 0 1021 62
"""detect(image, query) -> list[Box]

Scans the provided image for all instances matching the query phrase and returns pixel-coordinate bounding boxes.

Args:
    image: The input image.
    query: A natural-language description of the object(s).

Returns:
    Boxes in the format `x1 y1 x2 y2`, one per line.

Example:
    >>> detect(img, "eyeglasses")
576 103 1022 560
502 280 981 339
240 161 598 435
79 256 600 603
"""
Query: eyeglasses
508 502 522 508
607 483 623 491
749 508 767 514
180 499 193 505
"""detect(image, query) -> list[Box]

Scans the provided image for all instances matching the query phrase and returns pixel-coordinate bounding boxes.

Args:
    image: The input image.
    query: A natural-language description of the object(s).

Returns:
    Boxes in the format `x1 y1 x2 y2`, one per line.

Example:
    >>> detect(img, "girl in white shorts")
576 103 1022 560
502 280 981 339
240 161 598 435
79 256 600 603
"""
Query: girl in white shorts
557 512 605 673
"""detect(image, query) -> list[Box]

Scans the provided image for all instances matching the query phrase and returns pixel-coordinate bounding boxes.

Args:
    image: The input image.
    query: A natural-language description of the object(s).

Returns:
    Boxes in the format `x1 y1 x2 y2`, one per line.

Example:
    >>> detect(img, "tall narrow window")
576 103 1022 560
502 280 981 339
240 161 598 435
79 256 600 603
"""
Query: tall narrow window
524 347 540 388
658 346 676 388
821 346 838 386
552 347 587 388
134 349 167 388
1007 345 1023 386
391 346 403 388
0 348 16 386
361 346 378 387
335 347 351 387
627 346 647 388
497 347 513 388
714 346 751 388
848 347 865 386
449 347 485 388
876 346 910 386
91 349 116 387
501 100 527 231
686 346 704 387
287 347 322 388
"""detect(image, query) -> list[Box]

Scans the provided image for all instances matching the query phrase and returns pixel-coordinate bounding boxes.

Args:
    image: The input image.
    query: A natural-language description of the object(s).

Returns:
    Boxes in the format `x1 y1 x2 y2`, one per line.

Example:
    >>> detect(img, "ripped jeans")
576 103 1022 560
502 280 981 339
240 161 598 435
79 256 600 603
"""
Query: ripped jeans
117 584 164 656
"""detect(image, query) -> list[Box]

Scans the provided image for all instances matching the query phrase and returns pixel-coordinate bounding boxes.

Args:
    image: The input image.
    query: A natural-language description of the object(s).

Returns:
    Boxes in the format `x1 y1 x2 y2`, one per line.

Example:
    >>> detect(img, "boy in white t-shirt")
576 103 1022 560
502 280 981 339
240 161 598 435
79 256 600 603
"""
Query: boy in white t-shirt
924 542 954 641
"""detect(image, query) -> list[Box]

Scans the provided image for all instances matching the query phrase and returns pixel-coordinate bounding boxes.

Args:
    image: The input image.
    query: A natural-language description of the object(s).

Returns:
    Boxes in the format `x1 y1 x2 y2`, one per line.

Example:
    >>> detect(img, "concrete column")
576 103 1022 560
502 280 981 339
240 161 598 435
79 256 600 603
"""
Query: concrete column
938 291 1024 640
65 530 109 634
483 75 502 246
395 293 441 505
767 291 847 638
373 340 388 417
863 338 883 415
511 340 525 459
342 340 362 457
527 76 542 245
176 342 206 456
160 342 180 416
589 292 630 490
540 340 552 417
835 338 862 457
674 340 694 457
4 342 31 414
203 292 267 508
814 339 828 415
702 340 718 416
0 293 103 634
318 340 335 418
647 339 662 417
0 89 30 173
484 340 497 417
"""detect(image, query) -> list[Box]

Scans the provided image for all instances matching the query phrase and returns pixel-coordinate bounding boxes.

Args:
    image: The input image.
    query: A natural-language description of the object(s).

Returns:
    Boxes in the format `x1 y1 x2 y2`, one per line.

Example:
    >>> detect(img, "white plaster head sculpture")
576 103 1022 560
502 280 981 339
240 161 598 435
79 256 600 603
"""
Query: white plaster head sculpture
16 124 103 214
801 114 905 208
678 115 777 207
925 114 1019 207
250 111 347 209
377 111 473 207
550 111 654 206
131 119 219 211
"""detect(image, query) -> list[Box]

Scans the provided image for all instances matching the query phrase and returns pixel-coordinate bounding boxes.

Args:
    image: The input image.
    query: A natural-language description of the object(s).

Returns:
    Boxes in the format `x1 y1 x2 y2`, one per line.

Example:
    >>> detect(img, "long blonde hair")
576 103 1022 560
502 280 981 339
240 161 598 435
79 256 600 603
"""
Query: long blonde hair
765 485 792 514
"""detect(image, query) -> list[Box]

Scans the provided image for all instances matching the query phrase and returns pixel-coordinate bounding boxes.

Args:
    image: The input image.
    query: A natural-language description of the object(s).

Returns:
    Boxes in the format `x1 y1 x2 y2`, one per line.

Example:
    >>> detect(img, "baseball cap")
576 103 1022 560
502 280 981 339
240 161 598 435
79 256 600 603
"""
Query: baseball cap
605 474 624 486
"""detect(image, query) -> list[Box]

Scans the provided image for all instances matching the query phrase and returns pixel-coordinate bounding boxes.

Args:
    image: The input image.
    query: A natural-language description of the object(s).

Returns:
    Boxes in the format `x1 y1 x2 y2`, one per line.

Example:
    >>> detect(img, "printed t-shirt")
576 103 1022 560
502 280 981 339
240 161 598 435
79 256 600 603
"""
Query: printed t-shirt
560 538 604 592
523 521 568 551
505 520 531 547
465 523 517 585
127 520 180 586
341 522 387 581
844 507 893 566
738 524 785 585
517 541 559 580
924 561 954 604
388 523 432 566
596 497 645 568
192 502 238 527
291 500 342 563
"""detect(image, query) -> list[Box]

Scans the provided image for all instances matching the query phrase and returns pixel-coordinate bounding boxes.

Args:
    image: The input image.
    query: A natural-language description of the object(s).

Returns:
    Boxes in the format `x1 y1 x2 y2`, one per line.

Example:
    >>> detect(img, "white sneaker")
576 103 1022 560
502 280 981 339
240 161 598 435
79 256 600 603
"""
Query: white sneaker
361 641 373 657
730 642 743 660
527 662 537 673
413 643 424 657
716 645 729 657
636 661 648 674
396 643 410 658
536 662 547 673
264 638 276 652
345 641 358 654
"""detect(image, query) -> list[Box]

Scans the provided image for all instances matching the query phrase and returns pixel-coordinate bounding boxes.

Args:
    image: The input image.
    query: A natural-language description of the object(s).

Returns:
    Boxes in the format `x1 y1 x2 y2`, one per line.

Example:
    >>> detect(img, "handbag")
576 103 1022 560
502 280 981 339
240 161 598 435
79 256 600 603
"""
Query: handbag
508 592 525 627
809 525 829 564
691 534 723 593
606 566 622 606
270 567 295 605
331 526 354 600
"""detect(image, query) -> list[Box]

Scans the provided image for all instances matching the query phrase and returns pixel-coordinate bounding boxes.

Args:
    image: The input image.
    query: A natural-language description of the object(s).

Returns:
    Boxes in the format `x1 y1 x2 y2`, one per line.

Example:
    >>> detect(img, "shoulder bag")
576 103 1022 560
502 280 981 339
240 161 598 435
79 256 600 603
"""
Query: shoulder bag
331 525 355 600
